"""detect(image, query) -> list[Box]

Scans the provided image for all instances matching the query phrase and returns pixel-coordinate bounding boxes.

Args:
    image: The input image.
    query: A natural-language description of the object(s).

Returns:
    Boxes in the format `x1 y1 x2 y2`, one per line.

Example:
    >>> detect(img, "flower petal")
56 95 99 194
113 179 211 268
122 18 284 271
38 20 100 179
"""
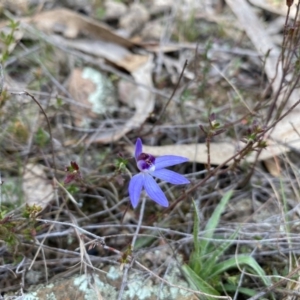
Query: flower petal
129 173 144 208
155 155 188 169
151 169 190 185
135 138 143 160
143 174 169 207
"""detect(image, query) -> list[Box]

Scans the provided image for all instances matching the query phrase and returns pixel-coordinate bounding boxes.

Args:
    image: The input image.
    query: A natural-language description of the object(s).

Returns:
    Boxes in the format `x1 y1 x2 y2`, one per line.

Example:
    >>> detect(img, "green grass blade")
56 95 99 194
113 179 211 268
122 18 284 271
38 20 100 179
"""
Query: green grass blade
189 199 202 273
222 284 257 297
182 264 220 300
192 199 200 253
133 236 156 250
201 230 239 279
200 190 233 256
210 255 271 287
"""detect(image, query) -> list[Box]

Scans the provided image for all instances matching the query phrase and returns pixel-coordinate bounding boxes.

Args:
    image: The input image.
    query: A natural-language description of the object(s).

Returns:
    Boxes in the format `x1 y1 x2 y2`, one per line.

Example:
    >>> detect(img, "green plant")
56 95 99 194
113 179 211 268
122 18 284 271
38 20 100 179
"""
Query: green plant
35 127 50 148
182 190 273 299
0 19 19 63
0 204 42 260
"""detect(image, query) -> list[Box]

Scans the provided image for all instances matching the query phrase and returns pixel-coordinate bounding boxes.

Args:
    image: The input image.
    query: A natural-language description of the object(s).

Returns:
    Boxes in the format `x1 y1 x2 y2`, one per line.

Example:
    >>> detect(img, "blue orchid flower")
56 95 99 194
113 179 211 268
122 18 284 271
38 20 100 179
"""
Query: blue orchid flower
129 138 190 208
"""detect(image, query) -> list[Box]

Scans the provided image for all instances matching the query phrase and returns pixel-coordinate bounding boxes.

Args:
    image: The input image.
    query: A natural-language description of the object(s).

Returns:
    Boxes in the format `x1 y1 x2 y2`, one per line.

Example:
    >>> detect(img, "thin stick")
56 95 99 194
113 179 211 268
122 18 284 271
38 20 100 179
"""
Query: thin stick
144 60 188 135
167 98 300 213
10 91 57 177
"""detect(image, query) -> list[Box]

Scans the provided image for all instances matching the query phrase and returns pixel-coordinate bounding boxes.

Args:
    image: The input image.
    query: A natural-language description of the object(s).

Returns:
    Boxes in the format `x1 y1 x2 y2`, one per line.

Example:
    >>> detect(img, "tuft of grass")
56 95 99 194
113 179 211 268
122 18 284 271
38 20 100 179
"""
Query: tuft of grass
183 190 273 299
0 19 19 63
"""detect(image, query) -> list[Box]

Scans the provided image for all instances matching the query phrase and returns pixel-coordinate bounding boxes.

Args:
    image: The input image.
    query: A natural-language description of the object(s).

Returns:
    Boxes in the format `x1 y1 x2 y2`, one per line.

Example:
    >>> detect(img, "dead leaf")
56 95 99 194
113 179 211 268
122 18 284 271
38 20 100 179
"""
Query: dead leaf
18 8 149 73
49 35 148 72
126 140 288 165
87 56 155 144
30 8 134 48
2 8 149 73
263 157 281 177
0 0 29 15
249 0 298 18
23 163 53 209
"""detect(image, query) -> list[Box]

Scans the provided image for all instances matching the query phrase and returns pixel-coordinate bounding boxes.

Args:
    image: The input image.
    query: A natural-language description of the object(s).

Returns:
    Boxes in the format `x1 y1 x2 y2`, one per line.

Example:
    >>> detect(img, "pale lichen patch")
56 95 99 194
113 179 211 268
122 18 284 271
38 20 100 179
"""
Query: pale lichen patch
126 280 152 299
73 273 118 300
20 257 194 300
82 67 116 115
106 266 121 280
23 293 39 300
46 292 57 300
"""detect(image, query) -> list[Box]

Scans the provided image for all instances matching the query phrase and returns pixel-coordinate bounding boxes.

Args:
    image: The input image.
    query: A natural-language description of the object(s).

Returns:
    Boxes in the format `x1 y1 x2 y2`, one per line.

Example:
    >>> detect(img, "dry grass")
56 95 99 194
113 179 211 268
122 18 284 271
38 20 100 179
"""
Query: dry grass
1 1 300 299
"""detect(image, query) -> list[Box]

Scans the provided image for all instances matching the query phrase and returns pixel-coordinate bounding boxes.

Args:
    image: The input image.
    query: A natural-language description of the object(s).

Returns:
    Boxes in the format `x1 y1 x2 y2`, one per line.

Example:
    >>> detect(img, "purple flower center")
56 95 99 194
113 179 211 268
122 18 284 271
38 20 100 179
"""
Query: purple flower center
137 153 155 172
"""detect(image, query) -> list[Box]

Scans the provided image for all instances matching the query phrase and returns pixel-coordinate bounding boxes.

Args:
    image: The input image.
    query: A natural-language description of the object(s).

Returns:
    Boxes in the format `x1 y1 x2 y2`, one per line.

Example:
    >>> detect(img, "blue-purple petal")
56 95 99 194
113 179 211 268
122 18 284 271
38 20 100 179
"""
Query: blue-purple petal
129 173 145 208
155 155 189 169
143 174 169 207
135 138 143 160
150 169 190 185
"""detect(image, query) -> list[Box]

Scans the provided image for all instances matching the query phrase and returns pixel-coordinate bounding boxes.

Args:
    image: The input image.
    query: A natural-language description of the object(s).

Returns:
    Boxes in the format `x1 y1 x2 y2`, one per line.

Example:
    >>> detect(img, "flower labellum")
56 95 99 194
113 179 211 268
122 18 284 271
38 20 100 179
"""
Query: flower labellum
64 161 82 184
129 138 190 208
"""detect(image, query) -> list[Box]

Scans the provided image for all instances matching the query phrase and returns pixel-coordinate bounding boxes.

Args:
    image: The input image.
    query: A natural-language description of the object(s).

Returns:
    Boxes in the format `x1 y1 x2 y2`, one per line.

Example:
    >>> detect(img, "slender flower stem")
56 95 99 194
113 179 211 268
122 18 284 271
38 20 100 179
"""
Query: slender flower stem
0 63 3 95
117 264 129 300
131 195 146 248
117 196 146 300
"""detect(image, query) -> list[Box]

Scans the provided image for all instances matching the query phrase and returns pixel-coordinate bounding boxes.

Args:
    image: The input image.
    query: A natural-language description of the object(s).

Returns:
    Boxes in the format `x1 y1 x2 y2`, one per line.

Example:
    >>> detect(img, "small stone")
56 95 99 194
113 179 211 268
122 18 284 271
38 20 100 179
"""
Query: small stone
141 21 164 41
104 0 128 20
119 3 150 36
